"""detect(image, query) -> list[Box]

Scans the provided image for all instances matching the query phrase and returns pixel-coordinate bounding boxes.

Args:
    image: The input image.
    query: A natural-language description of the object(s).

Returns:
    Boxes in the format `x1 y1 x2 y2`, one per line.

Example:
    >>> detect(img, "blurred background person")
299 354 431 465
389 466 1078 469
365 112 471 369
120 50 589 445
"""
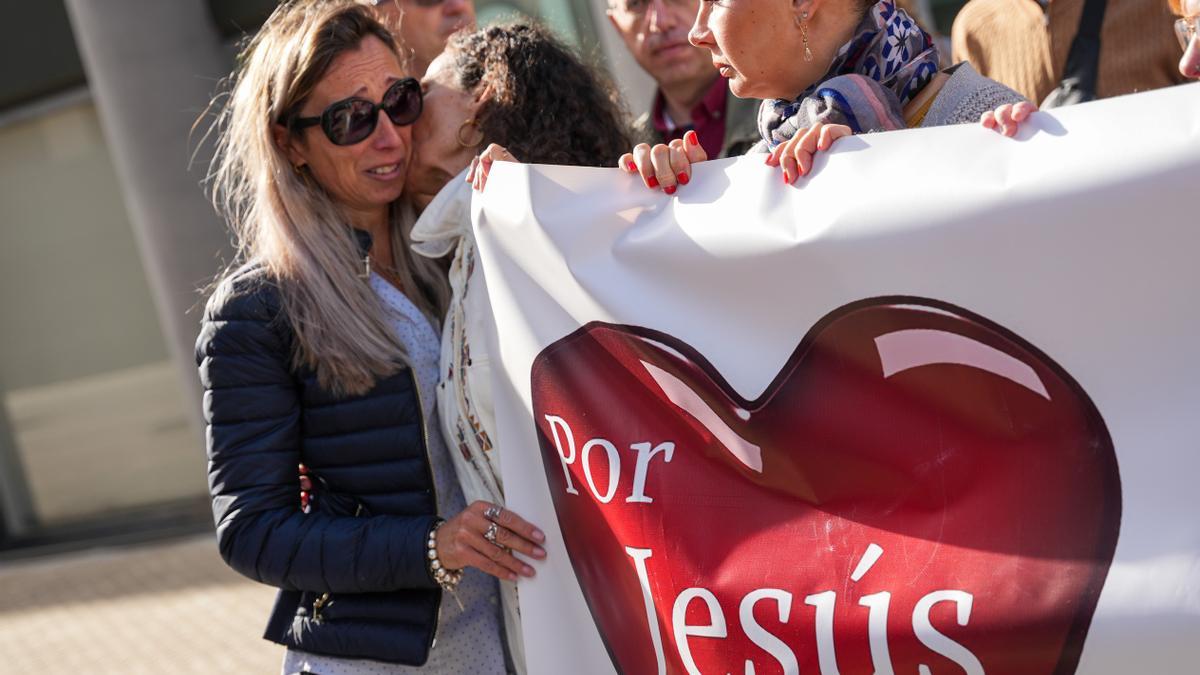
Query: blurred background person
200 3 545 673
371 0 478 77
606 0 759 158
404 22 631 671
1173 0 1200 79
952 0 1187 106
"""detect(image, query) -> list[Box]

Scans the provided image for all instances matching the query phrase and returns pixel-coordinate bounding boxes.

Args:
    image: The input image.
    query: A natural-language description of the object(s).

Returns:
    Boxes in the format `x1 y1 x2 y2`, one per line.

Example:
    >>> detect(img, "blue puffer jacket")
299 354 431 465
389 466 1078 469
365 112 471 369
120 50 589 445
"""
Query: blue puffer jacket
195 261 442 665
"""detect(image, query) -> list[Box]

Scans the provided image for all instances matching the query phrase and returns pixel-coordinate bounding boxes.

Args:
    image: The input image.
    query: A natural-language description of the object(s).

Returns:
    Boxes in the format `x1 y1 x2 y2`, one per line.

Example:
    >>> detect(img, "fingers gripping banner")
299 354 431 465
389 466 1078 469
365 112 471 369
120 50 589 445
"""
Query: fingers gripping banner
472 84 1200 675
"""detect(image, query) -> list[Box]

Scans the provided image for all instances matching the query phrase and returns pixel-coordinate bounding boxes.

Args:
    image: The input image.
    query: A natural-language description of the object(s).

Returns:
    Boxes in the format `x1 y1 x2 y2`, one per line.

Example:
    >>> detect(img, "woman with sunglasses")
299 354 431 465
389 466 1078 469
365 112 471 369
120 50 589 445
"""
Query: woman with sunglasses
198 3 542 672
1172 0 1200 79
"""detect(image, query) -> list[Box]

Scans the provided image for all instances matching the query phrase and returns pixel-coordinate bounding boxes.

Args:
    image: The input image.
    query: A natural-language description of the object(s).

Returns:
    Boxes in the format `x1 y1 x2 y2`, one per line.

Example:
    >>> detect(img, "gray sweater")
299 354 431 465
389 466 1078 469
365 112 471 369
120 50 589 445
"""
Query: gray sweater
920 61 1027 127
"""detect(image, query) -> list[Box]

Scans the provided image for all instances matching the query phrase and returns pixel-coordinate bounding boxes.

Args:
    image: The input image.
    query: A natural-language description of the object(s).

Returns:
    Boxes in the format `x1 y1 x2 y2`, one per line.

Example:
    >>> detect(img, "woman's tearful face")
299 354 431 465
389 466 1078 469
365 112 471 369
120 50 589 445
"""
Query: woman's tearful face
280 36 414 221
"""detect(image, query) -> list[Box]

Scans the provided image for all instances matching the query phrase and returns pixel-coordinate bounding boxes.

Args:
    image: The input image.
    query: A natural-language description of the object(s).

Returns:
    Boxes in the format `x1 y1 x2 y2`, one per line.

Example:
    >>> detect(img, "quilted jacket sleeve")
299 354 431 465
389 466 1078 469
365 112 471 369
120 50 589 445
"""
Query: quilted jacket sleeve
195 271 437 594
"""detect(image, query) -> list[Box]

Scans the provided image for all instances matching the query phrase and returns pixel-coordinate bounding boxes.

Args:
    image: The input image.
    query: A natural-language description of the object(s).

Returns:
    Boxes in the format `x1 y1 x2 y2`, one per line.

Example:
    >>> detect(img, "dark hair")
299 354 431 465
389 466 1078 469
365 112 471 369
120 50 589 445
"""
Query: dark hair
447 22 632 168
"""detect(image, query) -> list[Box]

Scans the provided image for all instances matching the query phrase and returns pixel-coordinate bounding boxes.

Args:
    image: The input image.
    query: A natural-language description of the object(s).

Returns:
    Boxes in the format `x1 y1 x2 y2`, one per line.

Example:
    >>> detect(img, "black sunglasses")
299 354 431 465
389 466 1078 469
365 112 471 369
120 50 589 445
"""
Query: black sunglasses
285 77 422 146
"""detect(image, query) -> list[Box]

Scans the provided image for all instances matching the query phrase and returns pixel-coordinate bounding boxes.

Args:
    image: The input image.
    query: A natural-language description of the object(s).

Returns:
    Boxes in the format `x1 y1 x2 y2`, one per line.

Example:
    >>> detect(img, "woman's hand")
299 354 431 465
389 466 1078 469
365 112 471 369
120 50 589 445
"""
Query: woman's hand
618 129 707 195
299 466 544 581
437 500 546 582
766 121 852 185
468 144 520 192
980 101 1037 137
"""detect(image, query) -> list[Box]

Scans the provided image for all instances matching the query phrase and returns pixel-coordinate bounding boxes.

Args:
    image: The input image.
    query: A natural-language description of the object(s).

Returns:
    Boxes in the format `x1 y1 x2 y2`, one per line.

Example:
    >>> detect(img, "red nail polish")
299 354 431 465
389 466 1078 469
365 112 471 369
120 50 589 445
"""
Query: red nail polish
677 172 690 185
626 160 637 172
664 185 677 195
648 176 659 188
686 130 699 146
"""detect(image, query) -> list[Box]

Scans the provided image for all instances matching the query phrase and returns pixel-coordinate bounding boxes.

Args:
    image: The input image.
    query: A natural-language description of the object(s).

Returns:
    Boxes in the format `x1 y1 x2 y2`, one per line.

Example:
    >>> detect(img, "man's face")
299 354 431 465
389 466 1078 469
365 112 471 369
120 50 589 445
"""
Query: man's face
374 0 476 74
607 0 717 91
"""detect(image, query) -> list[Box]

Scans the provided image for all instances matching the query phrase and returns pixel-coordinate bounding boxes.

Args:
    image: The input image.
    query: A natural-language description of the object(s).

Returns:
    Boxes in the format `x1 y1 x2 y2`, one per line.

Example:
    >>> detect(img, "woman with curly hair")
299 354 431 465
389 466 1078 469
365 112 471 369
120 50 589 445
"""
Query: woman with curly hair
406 22 632 209
399 20 632 673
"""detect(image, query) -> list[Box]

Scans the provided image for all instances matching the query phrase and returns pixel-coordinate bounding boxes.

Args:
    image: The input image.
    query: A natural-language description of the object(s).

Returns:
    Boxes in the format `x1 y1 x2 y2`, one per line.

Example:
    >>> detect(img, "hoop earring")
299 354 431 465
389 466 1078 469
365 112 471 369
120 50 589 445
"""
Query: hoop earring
800 12 813 62
456 119 484 148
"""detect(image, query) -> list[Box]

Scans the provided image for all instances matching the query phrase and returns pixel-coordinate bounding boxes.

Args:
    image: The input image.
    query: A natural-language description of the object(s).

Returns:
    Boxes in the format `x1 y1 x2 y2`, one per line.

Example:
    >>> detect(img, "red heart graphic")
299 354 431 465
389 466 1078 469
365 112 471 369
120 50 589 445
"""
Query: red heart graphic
531 298 1120 675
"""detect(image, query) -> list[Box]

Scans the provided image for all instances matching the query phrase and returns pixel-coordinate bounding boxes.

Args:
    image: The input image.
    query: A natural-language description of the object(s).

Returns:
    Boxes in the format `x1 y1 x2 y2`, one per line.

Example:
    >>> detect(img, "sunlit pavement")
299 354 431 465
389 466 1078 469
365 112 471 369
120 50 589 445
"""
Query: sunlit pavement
0 535 281 674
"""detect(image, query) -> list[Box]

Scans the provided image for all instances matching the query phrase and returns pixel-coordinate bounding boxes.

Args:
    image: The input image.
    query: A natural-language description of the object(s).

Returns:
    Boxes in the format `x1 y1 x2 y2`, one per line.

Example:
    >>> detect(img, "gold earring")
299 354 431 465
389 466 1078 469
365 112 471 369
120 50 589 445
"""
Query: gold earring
456 119 484 148
801 12 813 62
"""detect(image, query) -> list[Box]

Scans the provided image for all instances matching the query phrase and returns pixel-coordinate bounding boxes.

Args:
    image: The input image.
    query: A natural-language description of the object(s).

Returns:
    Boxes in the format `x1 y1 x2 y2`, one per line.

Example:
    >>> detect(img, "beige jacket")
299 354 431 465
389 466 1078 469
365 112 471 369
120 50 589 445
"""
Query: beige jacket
952 0 1186 104
410 173 524 675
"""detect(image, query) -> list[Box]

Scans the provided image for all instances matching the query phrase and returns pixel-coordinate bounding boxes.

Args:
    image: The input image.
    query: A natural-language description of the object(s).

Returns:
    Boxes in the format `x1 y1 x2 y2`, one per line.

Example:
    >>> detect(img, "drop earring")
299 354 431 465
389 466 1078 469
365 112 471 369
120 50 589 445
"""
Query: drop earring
800 11 813 62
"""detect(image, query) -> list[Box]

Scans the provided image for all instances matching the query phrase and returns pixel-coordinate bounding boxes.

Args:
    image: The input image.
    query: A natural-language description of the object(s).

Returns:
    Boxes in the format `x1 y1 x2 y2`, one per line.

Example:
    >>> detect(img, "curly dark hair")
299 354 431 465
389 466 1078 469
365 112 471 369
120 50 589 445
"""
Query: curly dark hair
447 22 632 168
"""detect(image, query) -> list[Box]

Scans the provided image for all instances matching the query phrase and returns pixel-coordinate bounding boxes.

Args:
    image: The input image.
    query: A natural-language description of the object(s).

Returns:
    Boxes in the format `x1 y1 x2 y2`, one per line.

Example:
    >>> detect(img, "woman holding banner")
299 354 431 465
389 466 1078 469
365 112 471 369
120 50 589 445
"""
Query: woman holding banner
619 0 1034 189
197 3 544 672
399 22 631 673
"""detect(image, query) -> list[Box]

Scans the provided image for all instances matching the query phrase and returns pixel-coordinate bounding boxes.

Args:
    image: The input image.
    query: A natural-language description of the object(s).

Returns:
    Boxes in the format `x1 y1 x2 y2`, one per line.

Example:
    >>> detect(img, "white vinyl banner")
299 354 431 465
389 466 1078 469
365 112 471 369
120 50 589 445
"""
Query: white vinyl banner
473 83 1200 675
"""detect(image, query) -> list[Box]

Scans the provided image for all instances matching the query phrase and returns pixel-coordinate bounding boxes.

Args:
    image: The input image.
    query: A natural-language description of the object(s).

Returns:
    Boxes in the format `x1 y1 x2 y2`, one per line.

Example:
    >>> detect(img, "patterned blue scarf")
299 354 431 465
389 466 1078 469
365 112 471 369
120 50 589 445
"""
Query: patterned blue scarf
758 1 940 148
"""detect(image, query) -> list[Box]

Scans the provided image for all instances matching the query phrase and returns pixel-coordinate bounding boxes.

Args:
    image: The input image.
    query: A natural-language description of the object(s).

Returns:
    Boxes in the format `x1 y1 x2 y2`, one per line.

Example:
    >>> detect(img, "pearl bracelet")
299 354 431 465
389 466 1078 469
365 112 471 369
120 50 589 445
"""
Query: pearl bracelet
427 519 464 592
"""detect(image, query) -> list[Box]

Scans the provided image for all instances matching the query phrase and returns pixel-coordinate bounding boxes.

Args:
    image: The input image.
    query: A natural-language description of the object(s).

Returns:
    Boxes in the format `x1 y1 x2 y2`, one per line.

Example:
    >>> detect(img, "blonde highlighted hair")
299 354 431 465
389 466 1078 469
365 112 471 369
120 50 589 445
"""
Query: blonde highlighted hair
1169 0 1182 15
207 0 449 396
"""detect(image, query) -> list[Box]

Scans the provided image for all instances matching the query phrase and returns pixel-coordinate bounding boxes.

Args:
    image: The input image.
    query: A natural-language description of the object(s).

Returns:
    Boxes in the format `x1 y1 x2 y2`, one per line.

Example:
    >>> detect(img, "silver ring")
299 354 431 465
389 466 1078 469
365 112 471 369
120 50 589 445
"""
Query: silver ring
484 505 503 522
484 521 500 545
